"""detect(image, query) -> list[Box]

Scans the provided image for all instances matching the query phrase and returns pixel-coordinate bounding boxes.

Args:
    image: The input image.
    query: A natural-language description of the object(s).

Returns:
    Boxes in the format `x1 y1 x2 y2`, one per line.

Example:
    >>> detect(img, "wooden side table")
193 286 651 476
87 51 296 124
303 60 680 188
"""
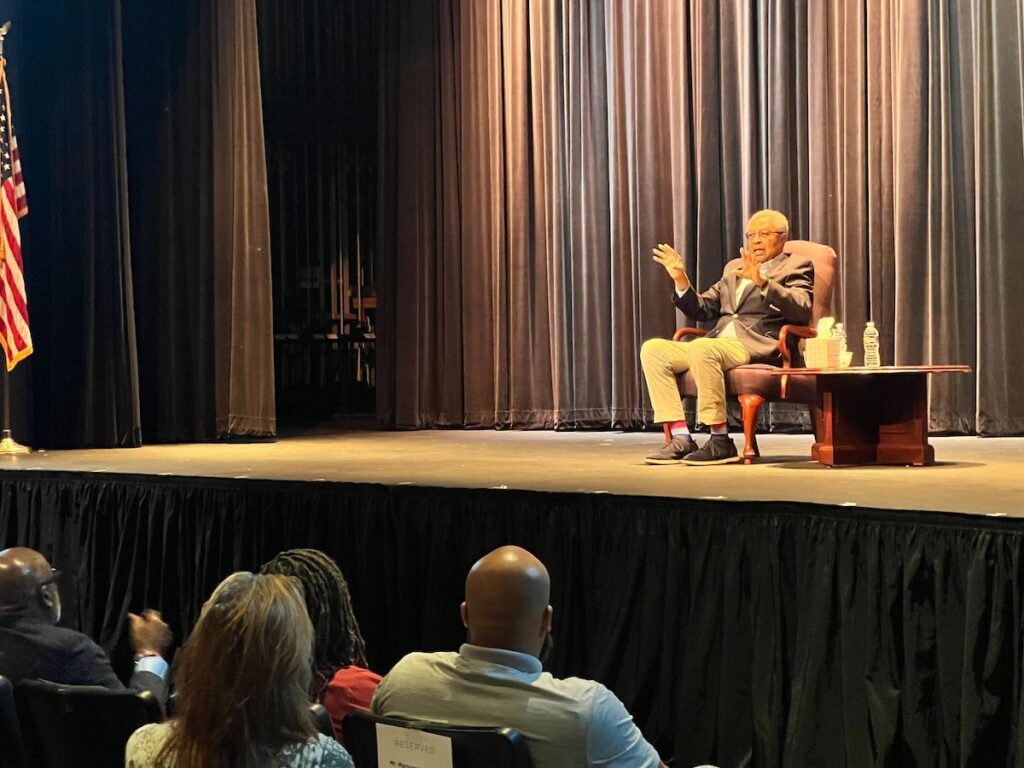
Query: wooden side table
771 365 971 466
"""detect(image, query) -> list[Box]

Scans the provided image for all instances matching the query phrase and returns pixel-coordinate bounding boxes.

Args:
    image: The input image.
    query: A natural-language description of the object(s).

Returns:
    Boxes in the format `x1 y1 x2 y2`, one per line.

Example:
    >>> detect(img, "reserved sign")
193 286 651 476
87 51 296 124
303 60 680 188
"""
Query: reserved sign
376 723 454 768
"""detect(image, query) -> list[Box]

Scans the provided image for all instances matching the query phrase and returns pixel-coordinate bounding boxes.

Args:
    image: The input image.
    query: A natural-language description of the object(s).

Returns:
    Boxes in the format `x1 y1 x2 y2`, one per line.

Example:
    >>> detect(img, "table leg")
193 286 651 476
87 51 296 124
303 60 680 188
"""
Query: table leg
875 374 933 466
813 378 878 465
812 373 933 466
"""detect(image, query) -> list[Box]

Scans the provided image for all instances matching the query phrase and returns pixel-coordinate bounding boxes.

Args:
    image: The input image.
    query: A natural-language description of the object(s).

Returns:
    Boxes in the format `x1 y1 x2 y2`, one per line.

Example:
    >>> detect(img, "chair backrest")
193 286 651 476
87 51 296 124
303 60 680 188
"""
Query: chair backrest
14 679 162 768
311 702 334 738
342 709 533 768
783 239 838 326
0 675 28 768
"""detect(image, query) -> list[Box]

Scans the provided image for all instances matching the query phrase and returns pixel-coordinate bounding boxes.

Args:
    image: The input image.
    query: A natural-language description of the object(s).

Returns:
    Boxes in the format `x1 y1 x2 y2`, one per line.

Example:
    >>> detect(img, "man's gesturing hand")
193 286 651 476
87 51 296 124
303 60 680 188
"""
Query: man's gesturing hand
129 609 173 656
731 248 766 287
652 243 690 292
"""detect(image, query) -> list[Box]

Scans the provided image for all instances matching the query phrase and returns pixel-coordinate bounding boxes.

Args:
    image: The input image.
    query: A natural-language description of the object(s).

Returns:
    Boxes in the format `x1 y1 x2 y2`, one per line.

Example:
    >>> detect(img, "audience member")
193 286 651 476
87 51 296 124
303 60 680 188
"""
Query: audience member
0 547 171 702
372 545 668 768
261 548 380 737
125 571 352 768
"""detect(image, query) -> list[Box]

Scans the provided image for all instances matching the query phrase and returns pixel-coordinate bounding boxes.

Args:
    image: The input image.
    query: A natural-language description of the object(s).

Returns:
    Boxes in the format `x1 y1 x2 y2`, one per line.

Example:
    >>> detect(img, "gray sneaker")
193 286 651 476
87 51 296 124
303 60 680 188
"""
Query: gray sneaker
681 434 741 465
644 435 699 465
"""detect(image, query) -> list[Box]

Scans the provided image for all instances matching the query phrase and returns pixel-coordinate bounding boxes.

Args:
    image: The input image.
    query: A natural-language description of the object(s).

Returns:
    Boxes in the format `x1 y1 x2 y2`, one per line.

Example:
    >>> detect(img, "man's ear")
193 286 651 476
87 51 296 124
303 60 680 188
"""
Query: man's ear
540 604 553 635
460 601 469 629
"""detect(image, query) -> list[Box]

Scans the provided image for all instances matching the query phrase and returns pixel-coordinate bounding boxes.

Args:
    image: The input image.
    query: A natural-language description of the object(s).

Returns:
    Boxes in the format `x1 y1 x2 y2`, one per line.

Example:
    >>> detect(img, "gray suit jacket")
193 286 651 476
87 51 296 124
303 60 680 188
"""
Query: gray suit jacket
673 252 814 365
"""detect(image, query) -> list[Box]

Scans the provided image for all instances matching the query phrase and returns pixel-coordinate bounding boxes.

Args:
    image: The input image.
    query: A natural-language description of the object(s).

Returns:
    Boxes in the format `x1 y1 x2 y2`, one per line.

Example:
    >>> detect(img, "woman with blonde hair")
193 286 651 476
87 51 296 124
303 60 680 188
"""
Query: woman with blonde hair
125 571 352 767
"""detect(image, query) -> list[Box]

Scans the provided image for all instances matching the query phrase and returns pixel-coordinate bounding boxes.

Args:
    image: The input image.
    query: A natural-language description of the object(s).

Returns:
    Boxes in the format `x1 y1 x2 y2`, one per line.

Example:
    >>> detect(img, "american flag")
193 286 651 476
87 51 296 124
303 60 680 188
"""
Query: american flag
0 61 31 371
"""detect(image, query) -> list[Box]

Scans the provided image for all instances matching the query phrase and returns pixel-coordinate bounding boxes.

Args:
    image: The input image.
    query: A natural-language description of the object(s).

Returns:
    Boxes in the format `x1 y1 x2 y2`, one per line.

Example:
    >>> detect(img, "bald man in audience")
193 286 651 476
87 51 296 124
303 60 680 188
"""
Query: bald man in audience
0 547 171 702
371 545 668 768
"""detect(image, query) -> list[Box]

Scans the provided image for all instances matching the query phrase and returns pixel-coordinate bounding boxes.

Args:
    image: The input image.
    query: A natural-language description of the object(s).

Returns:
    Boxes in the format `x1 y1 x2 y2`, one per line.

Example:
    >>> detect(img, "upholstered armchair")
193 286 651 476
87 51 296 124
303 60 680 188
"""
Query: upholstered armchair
663 239 838 463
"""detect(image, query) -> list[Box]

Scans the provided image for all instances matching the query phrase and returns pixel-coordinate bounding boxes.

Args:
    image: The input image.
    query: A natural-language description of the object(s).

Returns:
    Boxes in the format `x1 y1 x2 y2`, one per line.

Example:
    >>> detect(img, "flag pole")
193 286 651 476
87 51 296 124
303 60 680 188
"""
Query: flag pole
0 21 29 455
0 364 28 454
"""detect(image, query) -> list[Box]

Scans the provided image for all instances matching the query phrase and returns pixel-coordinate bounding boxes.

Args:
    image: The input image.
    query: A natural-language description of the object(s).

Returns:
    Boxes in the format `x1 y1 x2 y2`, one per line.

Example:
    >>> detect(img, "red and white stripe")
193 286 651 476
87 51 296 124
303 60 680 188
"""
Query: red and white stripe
10 135 26 217
0 171 31 370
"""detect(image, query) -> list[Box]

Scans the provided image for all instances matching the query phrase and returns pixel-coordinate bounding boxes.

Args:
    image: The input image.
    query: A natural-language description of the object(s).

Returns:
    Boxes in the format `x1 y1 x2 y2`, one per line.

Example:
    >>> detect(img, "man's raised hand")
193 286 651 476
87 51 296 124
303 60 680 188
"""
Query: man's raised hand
652 243 691 292
731 247 766 286
129 608 173 656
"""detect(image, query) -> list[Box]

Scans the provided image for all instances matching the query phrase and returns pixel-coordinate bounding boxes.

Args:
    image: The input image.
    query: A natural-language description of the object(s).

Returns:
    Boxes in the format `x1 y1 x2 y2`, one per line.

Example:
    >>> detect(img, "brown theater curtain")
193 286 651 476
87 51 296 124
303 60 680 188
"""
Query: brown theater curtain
378 0 1024 435
213 0 276 437
124 0 275 442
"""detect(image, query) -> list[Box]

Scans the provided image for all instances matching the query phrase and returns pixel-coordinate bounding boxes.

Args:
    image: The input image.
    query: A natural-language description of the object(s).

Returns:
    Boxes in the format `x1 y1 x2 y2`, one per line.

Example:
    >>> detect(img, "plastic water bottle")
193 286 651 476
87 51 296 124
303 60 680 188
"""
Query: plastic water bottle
832 323 847 357
863 321 880 368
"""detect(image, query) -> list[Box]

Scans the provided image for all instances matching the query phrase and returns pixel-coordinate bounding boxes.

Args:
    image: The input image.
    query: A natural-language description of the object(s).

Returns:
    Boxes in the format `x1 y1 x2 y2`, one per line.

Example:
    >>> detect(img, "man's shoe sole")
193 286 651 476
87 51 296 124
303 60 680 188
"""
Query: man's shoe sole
644 457 685 465
681 455 742 466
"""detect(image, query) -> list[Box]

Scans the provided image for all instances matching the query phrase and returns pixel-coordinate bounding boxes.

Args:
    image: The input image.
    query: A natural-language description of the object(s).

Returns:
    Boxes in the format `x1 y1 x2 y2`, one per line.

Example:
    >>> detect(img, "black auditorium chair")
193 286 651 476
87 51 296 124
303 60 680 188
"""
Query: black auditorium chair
342 709 533 768
0 675 28 768
311 702 334 738
14 679 162 768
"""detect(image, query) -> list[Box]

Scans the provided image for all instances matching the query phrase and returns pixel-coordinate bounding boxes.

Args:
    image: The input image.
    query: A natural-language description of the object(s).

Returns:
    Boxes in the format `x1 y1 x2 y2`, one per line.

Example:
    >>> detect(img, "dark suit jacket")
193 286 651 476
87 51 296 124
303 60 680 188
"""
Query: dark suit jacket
0 616 167 703
674 252 814 365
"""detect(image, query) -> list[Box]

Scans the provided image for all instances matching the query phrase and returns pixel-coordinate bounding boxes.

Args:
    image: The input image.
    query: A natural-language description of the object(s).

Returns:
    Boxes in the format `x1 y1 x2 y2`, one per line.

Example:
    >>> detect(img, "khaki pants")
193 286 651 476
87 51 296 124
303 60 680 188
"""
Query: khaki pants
640 337 750 425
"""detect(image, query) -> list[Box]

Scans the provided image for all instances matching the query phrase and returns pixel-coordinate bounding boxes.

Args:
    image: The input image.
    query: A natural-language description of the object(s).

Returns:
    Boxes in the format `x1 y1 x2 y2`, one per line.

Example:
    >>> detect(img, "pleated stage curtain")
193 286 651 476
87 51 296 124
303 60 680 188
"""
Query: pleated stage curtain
378 1 1024 435
3 471 1024 766
1 0 276 446
1 1 142 448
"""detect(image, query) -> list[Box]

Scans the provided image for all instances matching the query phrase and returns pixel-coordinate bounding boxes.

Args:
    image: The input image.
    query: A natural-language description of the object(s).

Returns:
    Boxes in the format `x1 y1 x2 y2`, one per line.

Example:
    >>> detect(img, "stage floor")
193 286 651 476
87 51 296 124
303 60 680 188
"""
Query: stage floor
0 426 1021 518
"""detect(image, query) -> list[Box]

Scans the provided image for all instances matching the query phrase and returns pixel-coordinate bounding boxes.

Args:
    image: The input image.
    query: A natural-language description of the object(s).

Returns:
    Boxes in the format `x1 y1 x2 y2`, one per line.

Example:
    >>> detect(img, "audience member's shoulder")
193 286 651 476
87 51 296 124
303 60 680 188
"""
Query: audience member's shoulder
315 732 354 766
63 628 114 662
389 650 458 673
125 722 171 767
286 733 353 768
541 670 610 701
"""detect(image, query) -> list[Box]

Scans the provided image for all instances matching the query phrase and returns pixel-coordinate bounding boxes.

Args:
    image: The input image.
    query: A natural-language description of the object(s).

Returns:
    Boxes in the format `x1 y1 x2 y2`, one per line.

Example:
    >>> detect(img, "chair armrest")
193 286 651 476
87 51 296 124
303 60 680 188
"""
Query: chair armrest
672 327 707 342
777 325 816 399
778 325 816 368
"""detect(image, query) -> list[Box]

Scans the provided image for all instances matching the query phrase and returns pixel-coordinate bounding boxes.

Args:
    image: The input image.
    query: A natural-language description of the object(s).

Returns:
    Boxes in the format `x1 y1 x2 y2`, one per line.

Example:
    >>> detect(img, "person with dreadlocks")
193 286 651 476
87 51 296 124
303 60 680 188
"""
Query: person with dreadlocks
261 548 380 739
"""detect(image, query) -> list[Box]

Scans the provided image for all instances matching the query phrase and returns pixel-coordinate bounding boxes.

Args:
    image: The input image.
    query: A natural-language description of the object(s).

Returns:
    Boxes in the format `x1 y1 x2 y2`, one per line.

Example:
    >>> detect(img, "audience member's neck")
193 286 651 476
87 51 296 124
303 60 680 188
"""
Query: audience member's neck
0 604 50 623
467 633 540 659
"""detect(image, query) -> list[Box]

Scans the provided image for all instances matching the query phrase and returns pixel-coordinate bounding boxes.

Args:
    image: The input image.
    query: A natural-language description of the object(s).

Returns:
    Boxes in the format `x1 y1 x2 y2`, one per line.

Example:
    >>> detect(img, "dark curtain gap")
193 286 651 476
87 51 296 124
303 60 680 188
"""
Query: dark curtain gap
3 471 1023 766
378 1 1023 434
256 0 379 424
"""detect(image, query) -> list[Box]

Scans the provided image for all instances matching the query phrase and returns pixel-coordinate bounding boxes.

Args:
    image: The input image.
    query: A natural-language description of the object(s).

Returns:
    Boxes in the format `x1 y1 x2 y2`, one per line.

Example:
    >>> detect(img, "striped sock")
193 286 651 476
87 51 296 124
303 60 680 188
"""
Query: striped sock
669 420 690 438
710 422 728 435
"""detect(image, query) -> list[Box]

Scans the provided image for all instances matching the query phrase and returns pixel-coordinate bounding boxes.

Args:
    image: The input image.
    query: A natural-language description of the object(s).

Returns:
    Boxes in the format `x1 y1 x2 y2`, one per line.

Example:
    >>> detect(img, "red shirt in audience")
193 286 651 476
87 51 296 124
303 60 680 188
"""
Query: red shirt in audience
320 664 382 738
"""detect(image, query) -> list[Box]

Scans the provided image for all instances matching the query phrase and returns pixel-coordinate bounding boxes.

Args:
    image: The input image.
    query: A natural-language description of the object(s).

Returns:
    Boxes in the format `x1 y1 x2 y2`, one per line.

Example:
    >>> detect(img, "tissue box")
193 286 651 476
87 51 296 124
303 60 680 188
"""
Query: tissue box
804 337 840 368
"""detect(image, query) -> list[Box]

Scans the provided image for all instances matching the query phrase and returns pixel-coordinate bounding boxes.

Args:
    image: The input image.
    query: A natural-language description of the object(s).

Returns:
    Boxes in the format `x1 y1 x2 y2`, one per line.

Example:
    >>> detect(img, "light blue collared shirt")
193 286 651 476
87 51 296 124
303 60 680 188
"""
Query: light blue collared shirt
134 655 168 678
372 644 662 768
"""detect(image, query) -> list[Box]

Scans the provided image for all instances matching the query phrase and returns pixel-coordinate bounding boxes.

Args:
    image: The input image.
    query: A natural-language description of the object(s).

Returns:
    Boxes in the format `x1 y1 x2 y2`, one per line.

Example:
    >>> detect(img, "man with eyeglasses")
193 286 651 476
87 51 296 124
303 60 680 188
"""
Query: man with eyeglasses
0 547 172 702
641 209 813 465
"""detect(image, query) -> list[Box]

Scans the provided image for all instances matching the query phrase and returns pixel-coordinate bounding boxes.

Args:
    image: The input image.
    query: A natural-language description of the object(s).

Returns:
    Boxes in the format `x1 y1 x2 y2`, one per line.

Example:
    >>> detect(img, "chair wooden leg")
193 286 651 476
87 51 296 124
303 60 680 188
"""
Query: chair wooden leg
738 394 765 464
663 423 672 445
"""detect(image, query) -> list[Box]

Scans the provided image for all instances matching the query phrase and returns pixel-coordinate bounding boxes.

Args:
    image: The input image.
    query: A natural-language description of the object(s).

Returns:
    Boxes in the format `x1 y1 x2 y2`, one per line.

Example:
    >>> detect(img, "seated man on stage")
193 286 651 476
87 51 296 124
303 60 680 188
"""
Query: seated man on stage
372 545 667 768
641 209 813 465
0 547 171 702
